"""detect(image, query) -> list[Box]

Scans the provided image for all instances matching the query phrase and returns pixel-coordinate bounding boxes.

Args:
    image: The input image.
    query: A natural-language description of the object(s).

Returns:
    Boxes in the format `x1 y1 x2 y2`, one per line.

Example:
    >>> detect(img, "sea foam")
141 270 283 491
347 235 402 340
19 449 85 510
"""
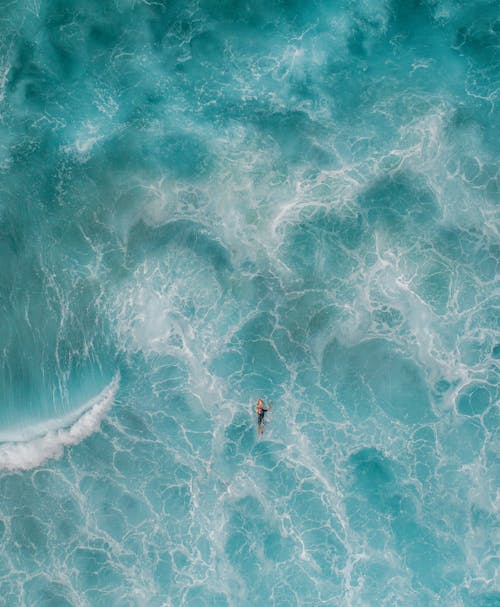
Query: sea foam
0 374 119 471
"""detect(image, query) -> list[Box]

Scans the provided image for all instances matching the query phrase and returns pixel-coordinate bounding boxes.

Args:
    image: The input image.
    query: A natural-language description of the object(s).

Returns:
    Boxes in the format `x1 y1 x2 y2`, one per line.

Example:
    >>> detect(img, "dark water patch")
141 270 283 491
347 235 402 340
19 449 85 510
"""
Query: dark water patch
204 98 334 165
434 378 451 394
239 338 288 389
470 297 500 333
307 304 342 339
347 22 370 58
126 219 232 274
278 291 332 342
462 591 500 607
43 9 89 81
447 105 485 133
445 105 499 156
42 0 162 78
23 578 74 607
434 227 499 282
358 171 438 232
251 108 336 168
146 1 187 48
392 516 463 592
4 33 82 119
85 129 150 175
453 4 500 65
348 448 410 515
88 22 122 51
199 0 320 29
332 212 366 250
456 383 493 416
372 305 404 331
468 341 497 372
43 0 84 29
319 0 465 123
322 58 380 121
230 268 281 309
263 530 294 563
230 312 289 393
5 38 61 113
154 132 213 180
347 447 463 592
0 210 27 283
322 339 434 424
388 0 433 32
434 226 478 264
70 127 209 194
6 40 42 95
190 29 225 65
280 208 361 286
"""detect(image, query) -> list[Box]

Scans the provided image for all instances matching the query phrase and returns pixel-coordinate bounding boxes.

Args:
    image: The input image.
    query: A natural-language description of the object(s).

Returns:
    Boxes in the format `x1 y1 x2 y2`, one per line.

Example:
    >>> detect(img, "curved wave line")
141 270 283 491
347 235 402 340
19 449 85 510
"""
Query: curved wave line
0 374 120 471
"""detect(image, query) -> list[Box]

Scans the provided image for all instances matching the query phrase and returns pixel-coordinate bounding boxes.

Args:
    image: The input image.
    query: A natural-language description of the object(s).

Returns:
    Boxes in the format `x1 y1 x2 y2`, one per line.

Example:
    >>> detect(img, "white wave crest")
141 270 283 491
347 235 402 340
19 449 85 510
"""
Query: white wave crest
0 374 119 471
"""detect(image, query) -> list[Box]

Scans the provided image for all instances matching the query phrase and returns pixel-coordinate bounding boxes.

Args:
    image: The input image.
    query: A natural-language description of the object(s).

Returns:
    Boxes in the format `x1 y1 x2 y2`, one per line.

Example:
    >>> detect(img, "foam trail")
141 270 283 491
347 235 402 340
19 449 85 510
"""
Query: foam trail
0 374 119 471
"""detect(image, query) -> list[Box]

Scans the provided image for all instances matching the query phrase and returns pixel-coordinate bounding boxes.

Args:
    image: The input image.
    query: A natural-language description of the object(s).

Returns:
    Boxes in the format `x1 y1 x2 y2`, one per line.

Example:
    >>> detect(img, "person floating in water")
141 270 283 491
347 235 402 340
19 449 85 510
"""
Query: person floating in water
255 398 272 437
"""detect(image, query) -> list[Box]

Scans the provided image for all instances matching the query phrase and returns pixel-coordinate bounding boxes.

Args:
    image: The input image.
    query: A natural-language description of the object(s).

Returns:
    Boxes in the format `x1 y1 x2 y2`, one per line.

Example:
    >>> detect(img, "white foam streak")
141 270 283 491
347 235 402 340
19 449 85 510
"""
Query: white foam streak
0 374 119 471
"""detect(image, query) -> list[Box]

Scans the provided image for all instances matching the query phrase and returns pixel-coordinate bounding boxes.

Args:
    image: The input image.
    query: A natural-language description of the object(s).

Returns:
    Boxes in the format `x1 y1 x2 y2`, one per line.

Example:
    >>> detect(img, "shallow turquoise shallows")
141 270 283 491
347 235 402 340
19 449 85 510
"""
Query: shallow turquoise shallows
0 1 498 605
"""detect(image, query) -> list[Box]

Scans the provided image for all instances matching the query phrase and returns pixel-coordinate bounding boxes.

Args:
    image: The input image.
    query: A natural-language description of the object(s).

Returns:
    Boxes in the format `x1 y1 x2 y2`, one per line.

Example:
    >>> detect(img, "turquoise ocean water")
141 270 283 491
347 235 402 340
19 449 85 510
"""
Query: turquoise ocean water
0 1 498 605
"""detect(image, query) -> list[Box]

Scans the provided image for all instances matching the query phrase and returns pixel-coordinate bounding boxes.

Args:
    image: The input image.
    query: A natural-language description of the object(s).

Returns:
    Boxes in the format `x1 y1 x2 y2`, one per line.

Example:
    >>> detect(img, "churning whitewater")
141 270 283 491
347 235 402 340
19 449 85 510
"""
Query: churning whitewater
0 1 498 606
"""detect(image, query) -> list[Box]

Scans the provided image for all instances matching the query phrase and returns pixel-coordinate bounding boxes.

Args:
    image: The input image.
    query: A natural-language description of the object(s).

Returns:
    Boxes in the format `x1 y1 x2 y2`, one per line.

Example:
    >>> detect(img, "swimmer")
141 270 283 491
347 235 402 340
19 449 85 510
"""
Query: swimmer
255 398 272 437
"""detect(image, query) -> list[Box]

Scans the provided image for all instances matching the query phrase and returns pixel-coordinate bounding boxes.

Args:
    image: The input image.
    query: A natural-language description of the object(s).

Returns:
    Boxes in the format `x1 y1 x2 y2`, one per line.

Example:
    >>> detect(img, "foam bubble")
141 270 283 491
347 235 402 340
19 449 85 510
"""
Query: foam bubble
0 374 119 471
